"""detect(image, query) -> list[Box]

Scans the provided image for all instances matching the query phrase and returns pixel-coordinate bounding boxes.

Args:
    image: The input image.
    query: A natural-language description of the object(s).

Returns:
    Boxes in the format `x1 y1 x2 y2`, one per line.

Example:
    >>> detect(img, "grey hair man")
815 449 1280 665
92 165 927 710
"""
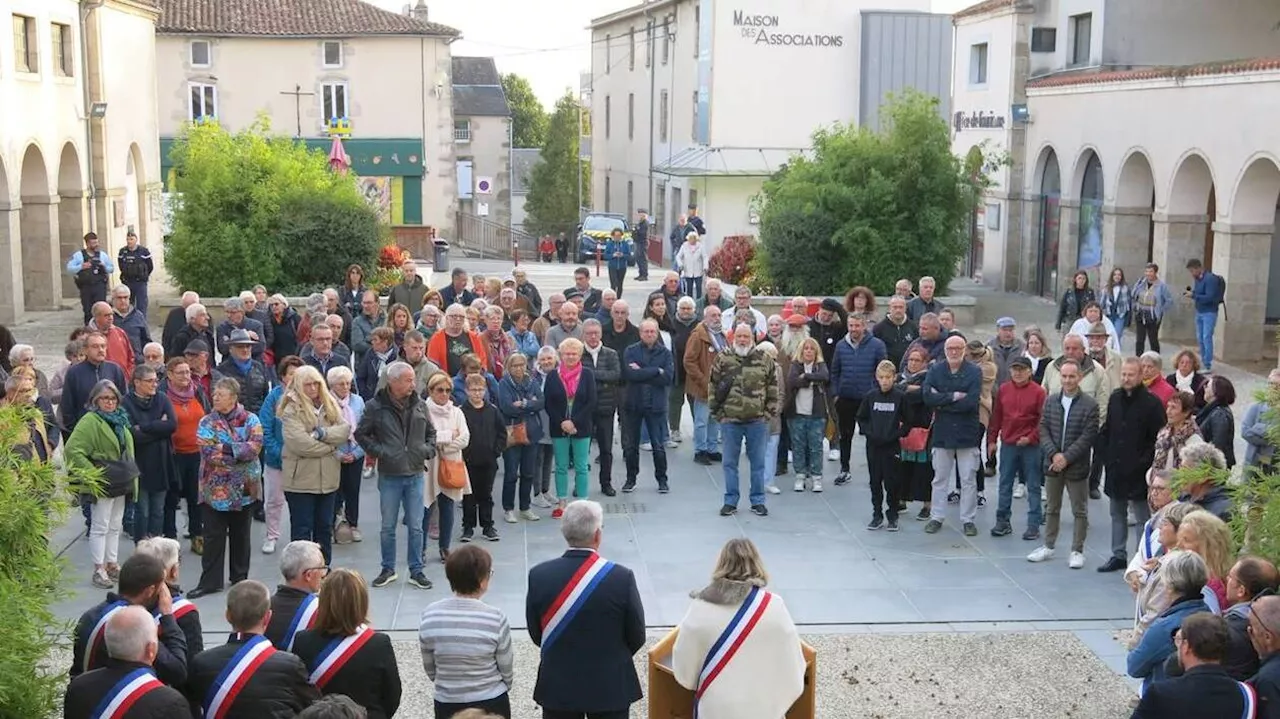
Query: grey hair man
525 499 646 716
63 605 191 718
907 275 944 321
216 296 265 362
264 541 327 649
582 317 623 497
710 324 779 517
110 284 151 357
297 695 368 719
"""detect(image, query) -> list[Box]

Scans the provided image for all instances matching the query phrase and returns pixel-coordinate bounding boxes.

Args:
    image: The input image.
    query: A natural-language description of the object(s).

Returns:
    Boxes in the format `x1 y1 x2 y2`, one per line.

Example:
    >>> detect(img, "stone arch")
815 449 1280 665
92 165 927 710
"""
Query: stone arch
124 143 146 244
57 143 86 300
1073 149 1104 282
1167 152 1216 216
1031 145 1062 298
1228 154 1280 227
1109 149 1157 273
1164 153 1218 272
1114 149 1156 208
18 144 58 310
1227 156 1280 326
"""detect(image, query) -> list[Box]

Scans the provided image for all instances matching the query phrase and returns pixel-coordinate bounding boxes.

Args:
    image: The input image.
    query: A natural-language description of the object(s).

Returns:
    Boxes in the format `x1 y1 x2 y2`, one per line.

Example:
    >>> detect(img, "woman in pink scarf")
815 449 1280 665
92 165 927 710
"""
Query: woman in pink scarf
543 338 597 518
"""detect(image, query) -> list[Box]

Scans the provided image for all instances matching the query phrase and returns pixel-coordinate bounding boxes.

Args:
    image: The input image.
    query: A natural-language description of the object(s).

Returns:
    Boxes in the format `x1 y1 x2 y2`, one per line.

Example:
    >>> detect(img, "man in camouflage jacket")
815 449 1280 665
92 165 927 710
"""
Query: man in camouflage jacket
710 323 780 517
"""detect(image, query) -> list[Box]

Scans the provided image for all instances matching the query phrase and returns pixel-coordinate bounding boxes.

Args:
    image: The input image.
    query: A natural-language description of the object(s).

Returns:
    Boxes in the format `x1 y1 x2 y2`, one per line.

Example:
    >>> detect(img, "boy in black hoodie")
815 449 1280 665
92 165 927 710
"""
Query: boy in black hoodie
460 374 508 541
857 360 906 531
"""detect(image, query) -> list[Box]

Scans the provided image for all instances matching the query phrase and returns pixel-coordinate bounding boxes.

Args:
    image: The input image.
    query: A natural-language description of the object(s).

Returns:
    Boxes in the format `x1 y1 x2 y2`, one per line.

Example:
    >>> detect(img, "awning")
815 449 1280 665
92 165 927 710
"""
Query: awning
652 146 811 177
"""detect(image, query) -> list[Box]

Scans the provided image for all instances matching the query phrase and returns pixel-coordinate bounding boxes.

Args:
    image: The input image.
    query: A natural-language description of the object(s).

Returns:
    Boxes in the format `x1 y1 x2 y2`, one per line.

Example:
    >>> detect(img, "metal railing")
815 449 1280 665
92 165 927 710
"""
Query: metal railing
452 212 538 260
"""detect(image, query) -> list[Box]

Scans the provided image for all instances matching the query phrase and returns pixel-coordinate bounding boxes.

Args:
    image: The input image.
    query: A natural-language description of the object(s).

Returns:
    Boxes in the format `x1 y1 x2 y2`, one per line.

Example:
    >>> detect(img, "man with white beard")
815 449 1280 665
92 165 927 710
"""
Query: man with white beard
709 324 780 517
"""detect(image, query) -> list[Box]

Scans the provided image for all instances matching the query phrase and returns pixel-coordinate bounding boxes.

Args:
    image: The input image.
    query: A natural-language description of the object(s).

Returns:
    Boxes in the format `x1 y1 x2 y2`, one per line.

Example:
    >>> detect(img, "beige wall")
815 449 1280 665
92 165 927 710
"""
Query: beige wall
155 33 458 234
456 114 511 225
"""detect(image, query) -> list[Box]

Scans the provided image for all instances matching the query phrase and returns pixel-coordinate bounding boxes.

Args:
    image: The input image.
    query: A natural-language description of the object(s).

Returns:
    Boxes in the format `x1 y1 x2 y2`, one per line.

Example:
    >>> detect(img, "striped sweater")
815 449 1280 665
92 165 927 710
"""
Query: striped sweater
418 596 514 704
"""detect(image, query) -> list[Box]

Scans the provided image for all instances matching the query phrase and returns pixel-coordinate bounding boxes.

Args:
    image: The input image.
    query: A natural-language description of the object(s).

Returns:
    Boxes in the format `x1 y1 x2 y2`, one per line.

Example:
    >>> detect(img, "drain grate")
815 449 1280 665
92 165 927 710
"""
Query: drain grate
603 502 648 515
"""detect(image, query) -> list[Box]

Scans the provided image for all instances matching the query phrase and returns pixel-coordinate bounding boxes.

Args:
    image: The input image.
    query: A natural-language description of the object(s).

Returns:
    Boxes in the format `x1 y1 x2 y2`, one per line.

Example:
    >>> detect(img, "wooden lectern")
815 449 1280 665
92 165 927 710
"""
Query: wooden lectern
646 628 816 719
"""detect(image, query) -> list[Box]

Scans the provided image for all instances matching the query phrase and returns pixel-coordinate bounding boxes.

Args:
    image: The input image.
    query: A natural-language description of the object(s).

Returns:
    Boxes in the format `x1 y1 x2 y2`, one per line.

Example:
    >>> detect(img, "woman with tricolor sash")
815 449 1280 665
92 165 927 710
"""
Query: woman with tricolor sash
293 568 402 719
672 538 806 719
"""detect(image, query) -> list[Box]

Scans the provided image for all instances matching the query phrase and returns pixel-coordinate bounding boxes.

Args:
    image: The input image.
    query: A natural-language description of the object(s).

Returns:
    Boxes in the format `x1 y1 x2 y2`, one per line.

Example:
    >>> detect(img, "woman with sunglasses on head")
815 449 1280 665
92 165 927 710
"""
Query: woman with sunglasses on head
424 372 472 564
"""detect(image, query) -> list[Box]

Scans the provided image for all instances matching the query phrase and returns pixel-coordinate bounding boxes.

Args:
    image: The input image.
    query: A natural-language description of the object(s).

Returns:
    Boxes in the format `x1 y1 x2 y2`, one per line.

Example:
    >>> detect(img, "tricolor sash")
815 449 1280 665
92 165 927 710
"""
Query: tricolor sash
694 586 772 718
89 667 163 719
539 553 615 651
282 594 319 650
152 598 197 625
307 625 376 688
84 600 131 672
1239 681 1258 719
203 634 276 719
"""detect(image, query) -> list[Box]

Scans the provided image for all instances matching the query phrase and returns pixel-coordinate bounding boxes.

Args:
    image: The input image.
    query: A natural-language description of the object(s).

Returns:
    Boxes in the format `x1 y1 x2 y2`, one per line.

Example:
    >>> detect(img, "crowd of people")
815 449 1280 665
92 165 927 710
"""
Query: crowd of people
0 227 1271 718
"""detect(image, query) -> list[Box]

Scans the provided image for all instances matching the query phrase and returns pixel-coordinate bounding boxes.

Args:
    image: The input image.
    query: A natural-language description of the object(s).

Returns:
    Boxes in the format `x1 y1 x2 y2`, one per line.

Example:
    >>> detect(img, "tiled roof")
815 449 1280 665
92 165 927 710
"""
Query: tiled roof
1027 57 1280 89
453 86 510 117
952 0 1024 21
452 56 501 86
155 0 460 37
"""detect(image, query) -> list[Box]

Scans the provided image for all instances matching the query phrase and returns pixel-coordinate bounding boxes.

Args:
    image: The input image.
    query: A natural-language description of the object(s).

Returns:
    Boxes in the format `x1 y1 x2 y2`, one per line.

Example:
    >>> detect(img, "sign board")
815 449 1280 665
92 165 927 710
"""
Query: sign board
732 10 845 47
476 176 493 194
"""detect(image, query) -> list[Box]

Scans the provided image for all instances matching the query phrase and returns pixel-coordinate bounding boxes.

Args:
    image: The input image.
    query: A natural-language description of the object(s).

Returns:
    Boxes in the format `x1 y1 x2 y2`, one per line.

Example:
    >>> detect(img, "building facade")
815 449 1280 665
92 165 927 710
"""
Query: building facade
589 0 952 262
452 56 512 227
510 147 540 235
0 0 162 324
955 0 1280 364
154 0 460 235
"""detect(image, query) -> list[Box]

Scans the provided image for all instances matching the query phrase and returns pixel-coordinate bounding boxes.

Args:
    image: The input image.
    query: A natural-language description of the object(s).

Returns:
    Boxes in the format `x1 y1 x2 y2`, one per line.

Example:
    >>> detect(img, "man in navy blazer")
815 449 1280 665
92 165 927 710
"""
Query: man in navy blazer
1132 613 1255 718
526 499 646 719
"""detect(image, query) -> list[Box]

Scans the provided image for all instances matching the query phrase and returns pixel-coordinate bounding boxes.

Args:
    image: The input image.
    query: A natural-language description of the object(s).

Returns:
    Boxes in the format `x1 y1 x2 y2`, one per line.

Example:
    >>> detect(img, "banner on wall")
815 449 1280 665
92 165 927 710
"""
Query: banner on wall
1076 199 1103 277
359 177 393 224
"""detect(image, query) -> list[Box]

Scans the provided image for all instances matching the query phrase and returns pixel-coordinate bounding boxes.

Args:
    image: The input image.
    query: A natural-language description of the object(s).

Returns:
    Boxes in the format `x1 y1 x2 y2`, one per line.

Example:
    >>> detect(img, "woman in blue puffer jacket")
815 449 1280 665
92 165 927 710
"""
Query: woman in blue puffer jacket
1126 549 1212 691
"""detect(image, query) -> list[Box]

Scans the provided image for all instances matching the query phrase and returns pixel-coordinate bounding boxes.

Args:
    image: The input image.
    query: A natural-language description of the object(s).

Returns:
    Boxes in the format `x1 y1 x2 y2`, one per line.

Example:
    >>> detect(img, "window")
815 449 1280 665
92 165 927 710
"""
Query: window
626 180 634 217
692 90 698 139
1069 13 1091 66
655 181 667 231
629 26 635 71
645 20 653 68
321 82 349 124
52 23 73 76
689 189 698 212
659 90 669 143
969 43 988 85
693 5 700 57
627 93 634 140
1030 27 1056 53
604 175 611 212
188 82 217 120
605 34 611 73
323 41 343 68
12 15 36 73
457 159 473 199
454 119 471 143
661 17 670 65
190 40 210 67
604 95 611 139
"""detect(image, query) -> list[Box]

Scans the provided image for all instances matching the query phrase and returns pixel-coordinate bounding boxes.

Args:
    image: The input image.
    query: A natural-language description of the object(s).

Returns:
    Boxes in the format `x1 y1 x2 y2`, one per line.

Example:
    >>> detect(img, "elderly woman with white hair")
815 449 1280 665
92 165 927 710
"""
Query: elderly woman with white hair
1127 549 1212 690
675 231 707 299
269 293 302 360
7 343 49 398
134 536 204 659
327 365 366 544
670 296 699 444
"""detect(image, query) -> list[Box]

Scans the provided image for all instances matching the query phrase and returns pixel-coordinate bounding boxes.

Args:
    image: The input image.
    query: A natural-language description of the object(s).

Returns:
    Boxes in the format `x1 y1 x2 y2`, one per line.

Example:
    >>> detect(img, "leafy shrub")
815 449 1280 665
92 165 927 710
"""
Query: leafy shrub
756 90 980 296
274 192 380 292
708 235 756 286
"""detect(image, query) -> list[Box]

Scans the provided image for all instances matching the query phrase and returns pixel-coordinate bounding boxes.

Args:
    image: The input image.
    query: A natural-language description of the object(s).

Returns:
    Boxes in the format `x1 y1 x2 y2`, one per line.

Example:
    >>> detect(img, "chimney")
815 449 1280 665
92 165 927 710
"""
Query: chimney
411 0 429 22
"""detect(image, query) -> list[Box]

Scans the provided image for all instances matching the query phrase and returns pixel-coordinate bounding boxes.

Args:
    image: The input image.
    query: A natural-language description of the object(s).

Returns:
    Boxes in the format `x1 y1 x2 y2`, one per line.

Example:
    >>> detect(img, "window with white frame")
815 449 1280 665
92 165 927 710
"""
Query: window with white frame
321 82 349 125
969 42 988 85
454 119 471 143
189 82 217 120
323 40 343 68
190 40 211 67
12 14 37 73
52 23 73 76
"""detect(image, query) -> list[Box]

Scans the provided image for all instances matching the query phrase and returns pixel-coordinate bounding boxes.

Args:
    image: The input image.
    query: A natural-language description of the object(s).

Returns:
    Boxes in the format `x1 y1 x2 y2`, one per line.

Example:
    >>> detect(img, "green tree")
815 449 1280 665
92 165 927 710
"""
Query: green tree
756 90 979 296
164 118 381 296
524 92 589 237
502 73 549 148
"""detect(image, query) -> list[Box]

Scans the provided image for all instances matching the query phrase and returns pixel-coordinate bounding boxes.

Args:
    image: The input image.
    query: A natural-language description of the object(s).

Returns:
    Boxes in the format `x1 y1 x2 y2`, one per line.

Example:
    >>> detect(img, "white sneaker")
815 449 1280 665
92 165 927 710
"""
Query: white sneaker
665 438 678 448
1127 508 1137 527
361 465 375 480
765 482 781 495
261 539 277 554
794 477 806 492
671 430 683 443
519 509 540 521
641 442 653 451
1027 546 1055 562
811 478 823 493
1069 551 1086 569
1013 483 1025 499
504 510 518 524
532 493 553 508
827 449 840 461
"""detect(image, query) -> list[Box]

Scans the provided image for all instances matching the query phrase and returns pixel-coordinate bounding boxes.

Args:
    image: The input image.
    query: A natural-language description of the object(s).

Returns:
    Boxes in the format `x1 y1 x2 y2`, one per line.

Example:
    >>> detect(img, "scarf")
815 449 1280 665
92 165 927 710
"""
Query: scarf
427 397 454 429
232 355 254 375
335 393 358 447
166 380 196 403
1174 371 1195 393
95 406 132 450
1153 418 1199 471
128 391 154 412
559 361 583 400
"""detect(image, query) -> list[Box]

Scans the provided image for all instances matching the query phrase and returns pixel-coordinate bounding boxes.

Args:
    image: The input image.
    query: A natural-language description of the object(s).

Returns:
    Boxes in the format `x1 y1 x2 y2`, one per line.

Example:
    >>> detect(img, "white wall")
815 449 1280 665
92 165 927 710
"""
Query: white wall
951 11 1017 194
457 114 511 224
1101 0 1280 68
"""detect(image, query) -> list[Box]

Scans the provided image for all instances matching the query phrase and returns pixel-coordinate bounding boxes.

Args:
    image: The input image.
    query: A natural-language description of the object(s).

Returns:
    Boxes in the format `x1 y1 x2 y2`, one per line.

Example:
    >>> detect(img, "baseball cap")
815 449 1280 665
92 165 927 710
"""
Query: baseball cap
184 339 210 355
1010 356 1033 370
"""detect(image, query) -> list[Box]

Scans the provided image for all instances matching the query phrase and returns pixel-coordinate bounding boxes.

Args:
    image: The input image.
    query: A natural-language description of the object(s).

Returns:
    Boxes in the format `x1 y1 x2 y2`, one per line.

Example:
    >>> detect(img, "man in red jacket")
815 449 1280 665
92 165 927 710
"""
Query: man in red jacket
989 356 1047 540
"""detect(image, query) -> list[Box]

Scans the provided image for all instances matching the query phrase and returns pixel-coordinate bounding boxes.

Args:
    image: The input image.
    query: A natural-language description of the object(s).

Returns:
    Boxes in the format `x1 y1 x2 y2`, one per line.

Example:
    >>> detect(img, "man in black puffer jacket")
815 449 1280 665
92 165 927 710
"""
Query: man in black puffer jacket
583 318 622 496
213 330 272 413
186 580 319 718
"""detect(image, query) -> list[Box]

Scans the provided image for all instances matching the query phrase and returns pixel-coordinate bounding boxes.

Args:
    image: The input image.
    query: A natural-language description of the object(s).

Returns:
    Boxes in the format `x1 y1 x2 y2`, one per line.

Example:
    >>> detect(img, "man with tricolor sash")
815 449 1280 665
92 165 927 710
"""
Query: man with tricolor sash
525 500 645 719
265 541 326 650
186 580 319 718
63 605 191 719
71 554 190 688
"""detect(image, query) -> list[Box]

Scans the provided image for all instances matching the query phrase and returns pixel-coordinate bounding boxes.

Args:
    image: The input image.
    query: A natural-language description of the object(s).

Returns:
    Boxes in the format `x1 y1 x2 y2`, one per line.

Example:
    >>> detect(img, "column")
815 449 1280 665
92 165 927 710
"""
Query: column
1211 222 1272 364
18 194 61 310
59 190 88 301
1102 205 1152 280
0 202 21 324
1151 212 1208 344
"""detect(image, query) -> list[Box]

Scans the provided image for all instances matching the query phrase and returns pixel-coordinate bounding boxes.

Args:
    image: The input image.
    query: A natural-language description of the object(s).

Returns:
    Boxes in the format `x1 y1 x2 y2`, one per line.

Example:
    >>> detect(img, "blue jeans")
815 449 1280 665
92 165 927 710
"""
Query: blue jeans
996 444 1044 528
423 493 456 552
788 416 825 477
502 444 539 511
722 420 768 508
379 473 424 575
132 489 167 541
285 491 337 565
1195 311 1218 369
625 411 668 484
692 400 720 453
1108 314 1127 347
683 276 703 299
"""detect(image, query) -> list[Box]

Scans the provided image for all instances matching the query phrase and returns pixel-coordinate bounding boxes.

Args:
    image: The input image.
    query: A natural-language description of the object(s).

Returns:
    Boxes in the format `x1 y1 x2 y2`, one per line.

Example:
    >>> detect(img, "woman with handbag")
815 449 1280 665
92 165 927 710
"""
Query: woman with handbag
280 365 350 565
425 372 471 563
65 379 139 588
497 353 545 524
896 347 935 521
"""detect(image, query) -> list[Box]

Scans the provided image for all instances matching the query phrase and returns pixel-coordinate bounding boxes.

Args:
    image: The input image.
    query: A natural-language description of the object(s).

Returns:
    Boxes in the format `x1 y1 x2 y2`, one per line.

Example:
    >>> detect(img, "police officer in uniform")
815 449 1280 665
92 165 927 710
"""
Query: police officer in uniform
118 230 155 317
67 232 115 325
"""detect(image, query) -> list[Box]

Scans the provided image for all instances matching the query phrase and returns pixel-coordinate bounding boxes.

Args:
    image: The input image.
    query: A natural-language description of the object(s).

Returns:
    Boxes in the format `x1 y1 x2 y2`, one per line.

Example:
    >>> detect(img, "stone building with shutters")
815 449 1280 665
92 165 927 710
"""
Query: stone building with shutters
452 56 512 228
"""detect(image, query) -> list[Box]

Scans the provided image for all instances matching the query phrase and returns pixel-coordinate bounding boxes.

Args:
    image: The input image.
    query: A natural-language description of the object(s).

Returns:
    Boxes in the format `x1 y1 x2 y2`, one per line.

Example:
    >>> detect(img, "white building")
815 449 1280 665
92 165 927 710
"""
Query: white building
589 0 953 262
0 0 162 323
452 56 512 227
953 0 1280 363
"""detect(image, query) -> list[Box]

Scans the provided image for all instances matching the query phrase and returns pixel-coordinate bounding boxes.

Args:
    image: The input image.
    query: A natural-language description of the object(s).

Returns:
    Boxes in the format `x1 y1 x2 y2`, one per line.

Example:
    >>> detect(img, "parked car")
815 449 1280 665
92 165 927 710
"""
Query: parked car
576 213 635 265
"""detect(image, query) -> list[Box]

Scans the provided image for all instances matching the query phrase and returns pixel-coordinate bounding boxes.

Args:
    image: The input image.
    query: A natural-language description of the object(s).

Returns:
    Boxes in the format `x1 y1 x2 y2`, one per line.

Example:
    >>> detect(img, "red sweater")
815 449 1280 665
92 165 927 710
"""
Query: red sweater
989 379 1046 446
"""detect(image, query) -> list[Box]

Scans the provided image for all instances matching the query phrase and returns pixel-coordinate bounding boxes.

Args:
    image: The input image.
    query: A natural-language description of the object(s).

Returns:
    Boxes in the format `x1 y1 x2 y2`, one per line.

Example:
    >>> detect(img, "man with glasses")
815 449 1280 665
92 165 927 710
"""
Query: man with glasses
301 324 349 377
351 290 386 365
428 304 487 377
265 540 329 650
1250 595 1280 711
62 331 127 432
1132 613 1255 717
111 285 151 358
123 365 177 542
90 300 135 378
214 329 271 413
